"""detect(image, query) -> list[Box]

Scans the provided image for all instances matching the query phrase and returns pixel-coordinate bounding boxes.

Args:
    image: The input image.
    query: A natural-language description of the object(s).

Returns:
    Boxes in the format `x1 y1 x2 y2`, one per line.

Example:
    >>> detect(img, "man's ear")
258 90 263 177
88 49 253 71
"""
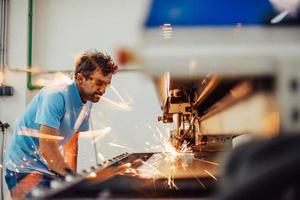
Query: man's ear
76 73 85 84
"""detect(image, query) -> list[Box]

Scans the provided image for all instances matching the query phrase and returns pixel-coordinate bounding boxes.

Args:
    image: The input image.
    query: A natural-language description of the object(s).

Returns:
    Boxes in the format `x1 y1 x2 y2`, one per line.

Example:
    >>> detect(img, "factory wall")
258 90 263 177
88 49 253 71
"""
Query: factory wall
31 0 150 71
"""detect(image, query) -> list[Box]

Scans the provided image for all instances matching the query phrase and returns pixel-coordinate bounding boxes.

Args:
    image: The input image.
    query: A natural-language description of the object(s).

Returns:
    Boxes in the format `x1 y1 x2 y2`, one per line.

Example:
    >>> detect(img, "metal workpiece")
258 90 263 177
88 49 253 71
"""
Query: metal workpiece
31 152 219 199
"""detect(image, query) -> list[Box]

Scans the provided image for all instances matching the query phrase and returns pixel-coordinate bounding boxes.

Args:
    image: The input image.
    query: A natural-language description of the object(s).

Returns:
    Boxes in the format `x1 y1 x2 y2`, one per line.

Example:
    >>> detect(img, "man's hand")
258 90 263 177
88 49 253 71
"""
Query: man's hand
39 125 71 176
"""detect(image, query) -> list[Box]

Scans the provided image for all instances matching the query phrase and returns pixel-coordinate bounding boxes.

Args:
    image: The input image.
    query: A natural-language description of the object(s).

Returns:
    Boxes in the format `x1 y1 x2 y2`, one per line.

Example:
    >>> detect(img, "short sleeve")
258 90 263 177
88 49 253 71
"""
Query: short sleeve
35 92 65 129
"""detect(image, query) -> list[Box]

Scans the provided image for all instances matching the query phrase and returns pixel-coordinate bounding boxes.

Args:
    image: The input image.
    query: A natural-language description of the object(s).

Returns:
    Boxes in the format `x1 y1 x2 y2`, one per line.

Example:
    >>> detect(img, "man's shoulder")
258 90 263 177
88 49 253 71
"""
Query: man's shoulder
40 83 71 100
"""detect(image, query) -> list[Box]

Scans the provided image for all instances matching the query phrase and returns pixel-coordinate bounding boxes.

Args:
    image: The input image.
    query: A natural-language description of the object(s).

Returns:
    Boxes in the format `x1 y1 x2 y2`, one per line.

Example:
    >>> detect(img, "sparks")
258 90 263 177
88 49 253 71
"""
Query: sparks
34 72 72 87
88 172 97 178
97 153 105 161
168 176 179 190
187 168 207 190
123 167 139 176
111 85 127 104
108 143 133 150
19 127 64 141
123 163 132 168
101 96 133 111
197 158 219 166
79 127 111 143
140 160 171 179
74 101 91 131
204 169 218 181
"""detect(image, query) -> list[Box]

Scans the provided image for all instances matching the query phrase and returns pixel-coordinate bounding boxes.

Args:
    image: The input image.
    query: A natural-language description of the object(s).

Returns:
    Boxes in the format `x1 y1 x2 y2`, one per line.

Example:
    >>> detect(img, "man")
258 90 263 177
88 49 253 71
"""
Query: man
5 50 118 199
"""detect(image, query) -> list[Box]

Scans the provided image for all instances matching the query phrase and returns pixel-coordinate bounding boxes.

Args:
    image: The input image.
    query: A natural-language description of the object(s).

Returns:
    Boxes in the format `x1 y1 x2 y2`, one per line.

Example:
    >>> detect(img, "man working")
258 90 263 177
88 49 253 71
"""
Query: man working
5 50 118 199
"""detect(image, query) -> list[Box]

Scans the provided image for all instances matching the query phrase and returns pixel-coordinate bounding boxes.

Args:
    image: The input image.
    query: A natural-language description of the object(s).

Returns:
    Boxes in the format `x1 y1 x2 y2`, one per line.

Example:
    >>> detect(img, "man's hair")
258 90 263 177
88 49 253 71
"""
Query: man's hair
74 50 118 78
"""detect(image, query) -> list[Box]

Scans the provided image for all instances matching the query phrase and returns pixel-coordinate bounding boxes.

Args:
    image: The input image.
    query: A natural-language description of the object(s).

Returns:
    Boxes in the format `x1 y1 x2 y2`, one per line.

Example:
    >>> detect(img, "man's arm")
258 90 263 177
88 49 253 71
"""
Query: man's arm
63 132 79 172
39 125 71 176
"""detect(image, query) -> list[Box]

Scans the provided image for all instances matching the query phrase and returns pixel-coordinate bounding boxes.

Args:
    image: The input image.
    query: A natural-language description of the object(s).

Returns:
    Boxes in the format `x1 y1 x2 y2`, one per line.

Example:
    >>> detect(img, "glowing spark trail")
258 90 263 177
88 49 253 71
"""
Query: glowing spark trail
79 127 111 143
139 160 179 190
88 172 97 178
34 72 72 87
19 127 64 141
101 96 133 111
111 85 126 104
108 143 133 150
198 159 219 166
97 153 105 161
187 168 207 190
74 101 91 131
204 169 218 181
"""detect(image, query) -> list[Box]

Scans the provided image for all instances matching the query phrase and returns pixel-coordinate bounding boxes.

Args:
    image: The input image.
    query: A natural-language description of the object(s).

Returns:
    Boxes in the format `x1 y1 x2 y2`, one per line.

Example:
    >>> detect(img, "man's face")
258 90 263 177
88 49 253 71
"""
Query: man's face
77 68 112 103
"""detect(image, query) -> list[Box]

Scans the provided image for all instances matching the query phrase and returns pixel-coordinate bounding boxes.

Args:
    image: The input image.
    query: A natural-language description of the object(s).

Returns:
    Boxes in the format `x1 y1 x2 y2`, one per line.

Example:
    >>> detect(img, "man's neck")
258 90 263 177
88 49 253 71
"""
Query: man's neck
75 80 87 103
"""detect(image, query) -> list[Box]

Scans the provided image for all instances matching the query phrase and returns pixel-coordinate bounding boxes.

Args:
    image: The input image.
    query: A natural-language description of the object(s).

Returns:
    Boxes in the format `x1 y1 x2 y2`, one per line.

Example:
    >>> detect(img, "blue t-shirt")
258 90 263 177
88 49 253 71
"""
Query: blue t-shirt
5 81 91 174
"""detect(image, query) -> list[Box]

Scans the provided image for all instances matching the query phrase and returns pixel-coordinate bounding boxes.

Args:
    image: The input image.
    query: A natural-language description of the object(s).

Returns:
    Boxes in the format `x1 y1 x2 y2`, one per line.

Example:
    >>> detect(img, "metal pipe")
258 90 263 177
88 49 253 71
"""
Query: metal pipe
0 0 9 85
27 0 41 90
0 0 4 74
0 0 6 197
3 0 8 66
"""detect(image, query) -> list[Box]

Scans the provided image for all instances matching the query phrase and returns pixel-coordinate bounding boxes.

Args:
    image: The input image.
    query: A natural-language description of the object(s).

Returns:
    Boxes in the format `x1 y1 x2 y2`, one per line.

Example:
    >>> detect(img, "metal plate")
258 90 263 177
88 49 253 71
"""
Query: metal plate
33 152 220 199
